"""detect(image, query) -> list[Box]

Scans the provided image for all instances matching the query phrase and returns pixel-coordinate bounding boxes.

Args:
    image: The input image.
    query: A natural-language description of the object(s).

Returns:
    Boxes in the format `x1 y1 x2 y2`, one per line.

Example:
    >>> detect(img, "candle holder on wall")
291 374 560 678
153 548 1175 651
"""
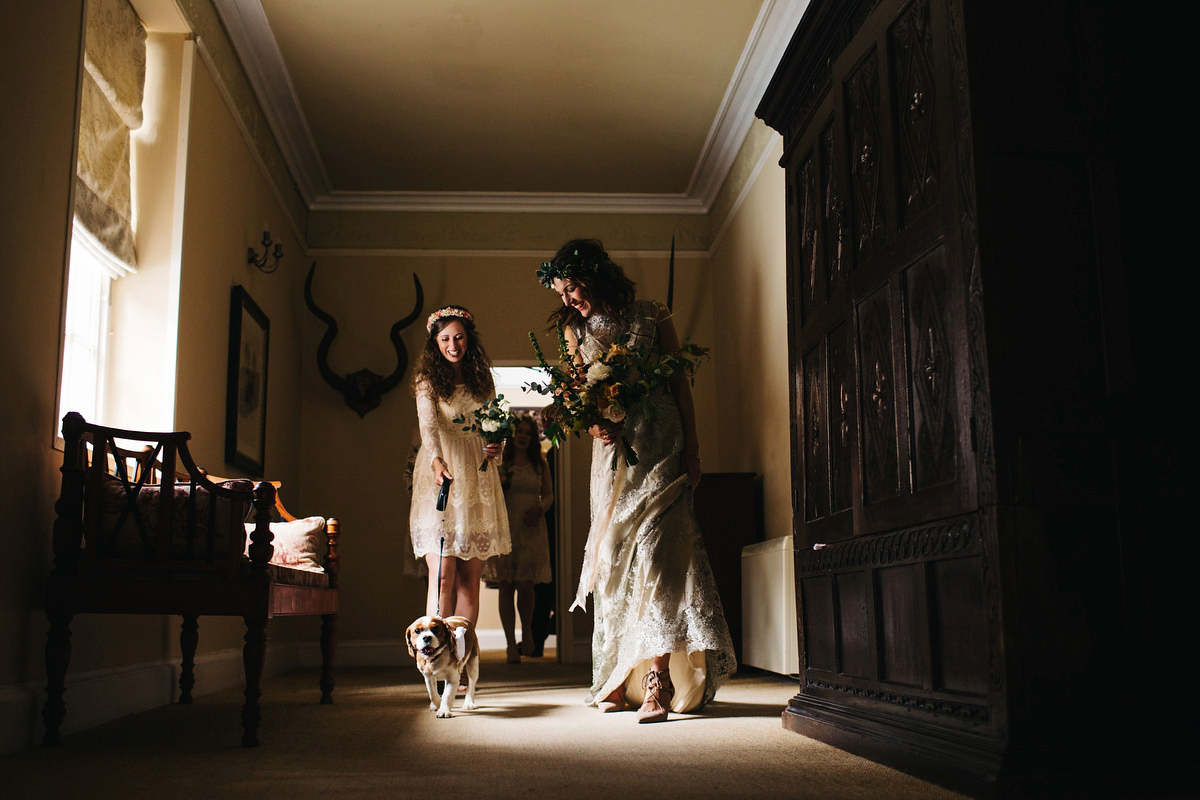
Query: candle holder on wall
247 229 283 273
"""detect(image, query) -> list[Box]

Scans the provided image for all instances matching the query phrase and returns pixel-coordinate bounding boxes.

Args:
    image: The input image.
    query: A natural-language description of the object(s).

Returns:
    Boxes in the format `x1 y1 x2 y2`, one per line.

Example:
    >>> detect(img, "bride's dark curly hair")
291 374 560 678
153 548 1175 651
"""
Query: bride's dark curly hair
412 306 495 402
544 238 637 330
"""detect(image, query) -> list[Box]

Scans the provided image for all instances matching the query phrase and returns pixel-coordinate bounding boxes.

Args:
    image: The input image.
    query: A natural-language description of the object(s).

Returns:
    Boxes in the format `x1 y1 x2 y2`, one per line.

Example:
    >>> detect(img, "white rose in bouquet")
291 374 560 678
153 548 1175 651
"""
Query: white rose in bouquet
586 361 612 386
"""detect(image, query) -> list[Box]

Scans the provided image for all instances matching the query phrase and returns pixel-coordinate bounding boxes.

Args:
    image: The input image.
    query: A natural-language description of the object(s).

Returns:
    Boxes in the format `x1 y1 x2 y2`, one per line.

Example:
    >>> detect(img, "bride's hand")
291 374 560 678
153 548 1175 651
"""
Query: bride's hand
588 421 622 445
483 442 502 461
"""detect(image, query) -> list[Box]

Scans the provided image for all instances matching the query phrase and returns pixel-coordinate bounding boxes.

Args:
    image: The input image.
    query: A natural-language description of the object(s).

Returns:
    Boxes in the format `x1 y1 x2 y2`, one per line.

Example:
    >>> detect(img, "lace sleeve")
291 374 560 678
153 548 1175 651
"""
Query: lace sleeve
415 382 443 466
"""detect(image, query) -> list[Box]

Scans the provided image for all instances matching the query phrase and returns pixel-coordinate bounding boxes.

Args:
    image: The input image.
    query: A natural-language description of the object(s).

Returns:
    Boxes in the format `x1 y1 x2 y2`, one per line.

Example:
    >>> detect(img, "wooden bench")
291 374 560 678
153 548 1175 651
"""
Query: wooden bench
43 412 340 746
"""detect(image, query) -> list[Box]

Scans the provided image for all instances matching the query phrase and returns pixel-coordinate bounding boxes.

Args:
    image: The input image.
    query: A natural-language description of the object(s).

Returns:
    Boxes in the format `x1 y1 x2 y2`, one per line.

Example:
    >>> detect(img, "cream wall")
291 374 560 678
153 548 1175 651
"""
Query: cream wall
0 0 85 690
710 131 792 541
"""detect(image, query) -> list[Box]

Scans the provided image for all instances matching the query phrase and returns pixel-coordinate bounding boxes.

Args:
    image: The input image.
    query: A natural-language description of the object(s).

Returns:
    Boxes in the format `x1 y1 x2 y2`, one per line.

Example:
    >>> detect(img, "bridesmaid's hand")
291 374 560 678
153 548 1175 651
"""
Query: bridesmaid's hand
682 452 702 487
483 443 502 461
523 504 543 526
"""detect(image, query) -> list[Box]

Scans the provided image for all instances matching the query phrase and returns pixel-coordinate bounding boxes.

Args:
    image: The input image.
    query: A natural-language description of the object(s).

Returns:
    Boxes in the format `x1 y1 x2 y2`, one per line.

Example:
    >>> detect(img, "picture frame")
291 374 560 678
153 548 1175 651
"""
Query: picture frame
225 285 269 476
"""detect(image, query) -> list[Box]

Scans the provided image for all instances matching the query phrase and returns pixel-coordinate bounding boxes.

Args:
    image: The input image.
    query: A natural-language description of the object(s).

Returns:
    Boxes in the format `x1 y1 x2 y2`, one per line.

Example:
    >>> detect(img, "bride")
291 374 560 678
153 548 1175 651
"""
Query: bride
537 238 736 724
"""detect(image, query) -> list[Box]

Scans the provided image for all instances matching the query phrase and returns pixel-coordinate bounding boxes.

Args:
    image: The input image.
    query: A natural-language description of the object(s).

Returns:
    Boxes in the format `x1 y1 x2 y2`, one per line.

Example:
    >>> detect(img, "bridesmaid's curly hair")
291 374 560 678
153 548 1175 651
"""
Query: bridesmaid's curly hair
412 305 495 402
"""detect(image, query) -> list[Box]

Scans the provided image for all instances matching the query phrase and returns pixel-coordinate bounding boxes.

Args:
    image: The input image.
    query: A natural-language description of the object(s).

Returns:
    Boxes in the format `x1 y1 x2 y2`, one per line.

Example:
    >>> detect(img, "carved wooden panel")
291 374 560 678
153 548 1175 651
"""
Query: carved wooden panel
820 121 847 289
904 246 957 491
889 0 939 229
857 284 898 505
828 322 854 514
845 48 888 262
797 149 823 323
802 343 829 521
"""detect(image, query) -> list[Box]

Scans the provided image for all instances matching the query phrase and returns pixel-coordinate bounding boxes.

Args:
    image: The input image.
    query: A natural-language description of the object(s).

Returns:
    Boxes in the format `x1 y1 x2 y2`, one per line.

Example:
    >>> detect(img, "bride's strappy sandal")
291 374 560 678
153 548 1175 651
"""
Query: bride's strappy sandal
636 669 674 724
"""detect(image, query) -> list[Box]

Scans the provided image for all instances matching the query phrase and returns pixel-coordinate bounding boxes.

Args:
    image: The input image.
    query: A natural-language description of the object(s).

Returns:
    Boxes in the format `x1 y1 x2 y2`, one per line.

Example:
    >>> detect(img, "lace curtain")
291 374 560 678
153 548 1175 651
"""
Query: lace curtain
75 0 146 268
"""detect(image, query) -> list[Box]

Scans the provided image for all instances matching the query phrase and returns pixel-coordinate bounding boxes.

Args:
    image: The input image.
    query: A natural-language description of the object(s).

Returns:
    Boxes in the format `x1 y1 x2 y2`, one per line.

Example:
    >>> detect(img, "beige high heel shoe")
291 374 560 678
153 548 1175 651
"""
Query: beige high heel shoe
636 669 674 724
597 682 628 713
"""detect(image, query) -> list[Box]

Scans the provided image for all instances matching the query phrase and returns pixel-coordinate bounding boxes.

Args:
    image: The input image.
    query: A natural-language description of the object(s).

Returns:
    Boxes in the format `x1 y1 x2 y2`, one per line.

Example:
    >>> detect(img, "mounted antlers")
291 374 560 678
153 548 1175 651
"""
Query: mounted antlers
304 262 424 417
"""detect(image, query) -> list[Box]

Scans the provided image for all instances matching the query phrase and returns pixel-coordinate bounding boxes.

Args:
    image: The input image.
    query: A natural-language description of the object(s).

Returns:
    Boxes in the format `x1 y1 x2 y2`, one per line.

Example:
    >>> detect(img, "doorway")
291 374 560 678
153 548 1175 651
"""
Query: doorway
485 365 579 662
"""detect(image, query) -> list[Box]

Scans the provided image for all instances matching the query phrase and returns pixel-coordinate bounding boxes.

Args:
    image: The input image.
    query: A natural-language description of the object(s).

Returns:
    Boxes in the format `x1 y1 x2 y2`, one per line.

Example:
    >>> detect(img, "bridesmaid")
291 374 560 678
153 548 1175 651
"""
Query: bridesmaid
408 305 511 625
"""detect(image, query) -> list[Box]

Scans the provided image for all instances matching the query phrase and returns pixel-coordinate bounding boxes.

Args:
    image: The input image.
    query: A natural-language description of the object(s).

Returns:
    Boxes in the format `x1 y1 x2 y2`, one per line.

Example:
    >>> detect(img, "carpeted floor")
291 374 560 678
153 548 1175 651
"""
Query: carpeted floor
2 652 967 799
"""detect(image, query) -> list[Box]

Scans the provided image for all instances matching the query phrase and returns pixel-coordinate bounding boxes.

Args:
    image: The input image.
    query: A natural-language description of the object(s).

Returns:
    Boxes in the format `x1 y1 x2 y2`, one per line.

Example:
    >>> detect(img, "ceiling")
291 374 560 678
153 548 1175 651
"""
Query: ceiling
209 0 808 215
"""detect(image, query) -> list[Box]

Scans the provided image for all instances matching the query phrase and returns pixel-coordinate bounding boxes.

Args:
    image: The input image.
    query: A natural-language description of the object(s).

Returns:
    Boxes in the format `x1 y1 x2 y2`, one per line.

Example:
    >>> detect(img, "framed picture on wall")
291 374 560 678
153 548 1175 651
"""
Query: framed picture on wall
225 285 269 476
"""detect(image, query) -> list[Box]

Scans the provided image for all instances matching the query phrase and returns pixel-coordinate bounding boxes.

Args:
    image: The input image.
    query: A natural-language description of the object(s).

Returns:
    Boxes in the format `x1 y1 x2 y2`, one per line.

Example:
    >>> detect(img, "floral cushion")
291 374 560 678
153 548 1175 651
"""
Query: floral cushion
244 517 326 573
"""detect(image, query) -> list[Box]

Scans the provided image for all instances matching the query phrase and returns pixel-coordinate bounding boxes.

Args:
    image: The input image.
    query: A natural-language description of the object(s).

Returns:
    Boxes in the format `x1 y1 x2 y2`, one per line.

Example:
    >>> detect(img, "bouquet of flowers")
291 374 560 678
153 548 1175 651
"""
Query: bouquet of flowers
453 395 515 471
526 323 709 470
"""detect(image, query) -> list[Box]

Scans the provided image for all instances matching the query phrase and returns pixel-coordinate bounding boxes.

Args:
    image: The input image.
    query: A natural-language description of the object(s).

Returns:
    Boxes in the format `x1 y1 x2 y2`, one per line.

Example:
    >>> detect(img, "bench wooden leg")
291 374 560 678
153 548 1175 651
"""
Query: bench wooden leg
178 614 199 704
42 610 74 746
241 616 268 747
319 613 337 704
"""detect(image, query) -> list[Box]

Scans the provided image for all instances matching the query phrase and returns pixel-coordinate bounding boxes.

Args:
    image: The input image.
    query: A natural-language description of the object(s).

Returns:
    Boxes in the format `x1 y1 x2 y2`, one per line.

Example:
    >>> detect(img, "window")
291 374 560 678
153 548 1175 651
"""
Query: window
56 0 146 437
57 221 135 428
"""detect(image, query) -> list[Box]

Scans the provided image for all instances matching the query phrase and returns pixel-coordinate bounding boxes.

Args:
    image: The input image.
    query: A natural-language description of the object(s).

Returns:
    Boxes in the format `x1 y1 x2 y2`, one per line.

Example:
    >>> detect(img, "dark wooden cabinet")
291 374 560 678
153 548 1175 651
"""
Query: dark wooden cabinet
759 0 1167 796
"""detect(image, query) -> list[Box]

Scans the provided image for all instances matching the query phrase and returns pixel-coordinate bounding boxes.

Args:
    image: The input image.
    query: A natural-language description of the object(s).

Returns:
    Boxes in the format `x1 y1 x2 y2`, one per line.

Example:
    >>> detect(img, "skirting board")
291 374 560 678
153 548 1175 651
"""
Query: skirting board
0 644 299 756
0 629 557 755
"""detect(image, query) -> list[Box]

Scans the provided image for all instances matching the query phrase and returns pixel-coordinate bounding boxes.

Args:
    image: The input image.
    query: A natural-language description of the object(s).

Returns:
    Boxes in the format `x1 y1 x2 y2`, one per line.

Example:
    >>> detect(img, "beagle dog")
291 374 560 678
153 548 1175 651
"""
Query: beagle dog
405 614 480 718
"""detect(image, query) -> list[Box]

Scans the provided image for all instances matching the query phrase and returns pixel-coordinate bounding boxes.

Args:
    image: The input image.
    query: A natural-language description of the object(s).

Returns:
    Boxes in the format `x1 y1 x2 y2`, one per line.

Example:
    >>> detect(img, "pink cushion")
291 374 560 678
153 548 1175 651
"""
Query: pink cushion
244 517 326 573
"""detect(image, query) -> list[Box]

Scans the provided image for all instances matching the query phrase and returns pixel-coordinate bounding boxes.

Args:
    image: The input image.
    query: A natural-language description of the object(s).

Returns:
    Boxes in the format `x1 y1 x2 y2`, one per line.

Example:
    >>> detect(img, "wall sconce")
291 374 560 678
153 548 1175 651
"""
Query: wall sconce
247 229 283 273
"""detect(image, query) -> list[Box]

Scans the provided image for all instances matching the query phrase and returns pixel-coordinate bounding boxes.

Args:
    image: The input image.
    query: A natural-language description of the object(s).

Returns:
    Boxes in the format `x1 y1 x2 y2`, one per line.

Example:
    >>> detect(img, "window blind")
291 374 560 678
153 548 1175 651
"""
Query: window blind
74 0 146 268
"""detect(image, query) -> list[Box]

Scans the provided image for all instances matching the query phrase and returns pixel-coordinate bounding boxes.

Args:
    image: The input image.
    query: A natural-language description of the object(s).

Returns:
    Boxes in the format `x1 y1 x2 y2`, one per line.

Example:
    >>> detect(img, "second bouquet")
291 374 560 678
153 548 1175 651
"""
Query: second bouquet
453 395 515 470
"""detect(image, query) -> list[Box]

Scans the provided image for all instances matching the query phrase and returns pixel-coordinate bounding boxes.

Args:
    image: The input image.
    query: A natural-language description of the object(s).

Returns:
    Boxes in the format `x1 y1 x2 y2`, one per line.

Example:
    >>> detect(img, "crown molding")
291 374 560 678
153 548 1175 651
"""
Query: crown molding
308 190 708 215
210 0 330 204
212 0 808 215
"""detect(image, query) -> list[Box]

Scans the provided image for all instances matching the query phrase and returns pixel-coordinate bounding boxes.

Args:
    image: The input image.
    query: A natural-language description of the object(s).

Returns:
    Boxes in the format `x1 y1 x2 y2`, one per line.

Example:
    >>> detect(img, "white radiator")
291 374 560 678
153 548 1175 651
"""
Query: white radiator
740 535 799 675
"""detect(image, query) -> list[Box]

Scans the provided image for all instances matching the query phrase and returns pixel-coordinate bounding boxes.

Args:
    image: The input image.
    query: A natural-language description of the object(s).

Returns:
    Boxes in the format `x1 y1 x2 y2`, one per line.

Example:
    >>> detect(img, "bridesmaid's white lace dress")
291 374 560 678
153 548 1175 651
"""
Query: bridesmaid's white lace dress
409 383 511 562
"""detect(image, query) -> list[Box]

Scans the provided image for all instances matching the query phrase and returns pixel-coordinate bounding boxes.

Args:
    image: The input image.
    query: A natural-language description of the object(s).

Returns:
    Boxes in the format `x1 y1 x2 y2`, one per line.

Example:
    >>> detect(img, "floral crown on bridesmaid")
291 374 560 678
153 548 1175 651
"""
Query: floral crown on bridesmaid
536 247 614 288
426 306 473 333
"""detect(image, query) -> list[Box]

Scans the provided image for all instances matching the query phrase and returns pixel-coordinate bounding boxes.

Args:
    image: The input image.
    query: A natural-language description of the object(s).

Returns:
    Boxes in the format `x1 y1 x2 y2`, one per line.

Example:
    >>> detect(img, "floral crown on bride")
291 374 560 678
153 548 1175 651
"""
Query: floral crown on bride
536 247 615 288
426 306 473 332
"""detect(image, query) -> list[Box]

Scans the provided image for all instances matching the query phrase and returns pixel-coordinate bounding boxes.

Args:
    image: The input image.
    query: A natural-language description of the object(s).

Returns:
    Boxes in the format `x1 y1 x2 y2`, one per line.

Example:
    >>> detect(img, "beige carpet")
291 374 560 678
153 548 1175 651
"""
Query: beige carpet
3 652 966 799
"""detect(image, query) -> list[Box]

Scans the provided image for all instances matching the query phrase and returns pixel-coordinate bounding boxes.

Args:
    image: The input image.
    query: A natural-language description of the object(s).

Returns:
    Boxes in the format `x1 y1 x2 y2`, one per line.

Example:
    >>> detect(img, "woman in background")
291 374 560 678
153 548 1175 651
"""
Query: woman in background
484 414 553 663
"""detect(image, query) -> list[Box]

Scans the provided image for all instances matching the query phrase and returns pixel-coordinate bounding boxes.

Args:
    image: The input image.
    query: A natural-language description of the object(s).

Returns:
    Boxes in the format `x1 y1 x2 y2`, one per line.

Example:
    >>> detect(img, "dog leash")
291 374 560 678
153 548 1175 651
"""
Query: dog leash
436 536 444 617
